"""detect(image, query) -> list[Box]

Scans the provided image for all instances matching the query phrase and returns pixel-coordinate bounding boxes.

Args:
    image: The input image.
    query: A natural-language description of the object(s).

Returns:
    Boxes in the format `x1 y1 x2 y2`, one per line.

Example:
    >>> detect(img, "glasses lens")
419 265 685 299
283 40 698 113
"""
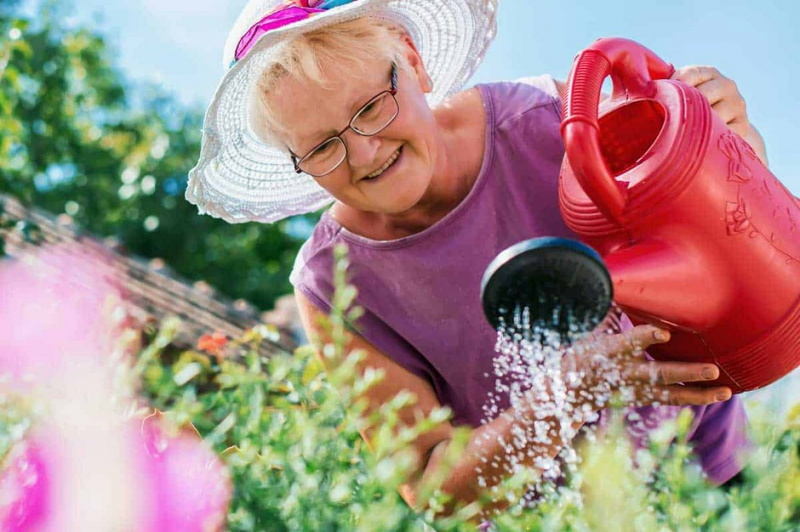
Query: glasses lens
351 92 399 135
298 137 346 177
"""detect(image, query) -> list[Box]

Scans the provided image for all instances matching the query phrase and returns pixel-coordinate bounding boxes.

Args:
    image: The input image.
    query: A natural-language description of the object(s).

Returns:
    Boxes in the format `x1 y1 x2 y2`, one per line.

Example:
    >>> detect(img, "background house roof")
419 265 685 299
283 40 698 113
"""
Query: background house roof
0 193 296 357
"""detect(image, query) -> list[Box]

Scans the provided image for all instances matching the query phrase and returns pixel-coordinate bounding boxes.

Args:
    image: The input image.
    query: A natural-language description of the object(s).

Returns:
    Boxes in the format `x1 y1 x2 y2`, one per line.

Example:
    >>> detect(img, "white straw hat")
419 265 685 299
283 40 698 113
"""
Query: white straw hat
186 0 499 224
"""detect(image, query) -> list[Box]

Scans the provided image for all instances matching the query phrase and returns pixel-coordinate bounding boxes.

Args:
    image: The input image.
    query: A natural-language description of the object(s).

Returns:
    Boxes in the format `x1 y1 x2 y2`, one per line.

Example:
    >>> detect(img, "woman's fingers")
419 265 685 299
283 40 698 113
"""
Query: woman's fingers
620 361 731 405
567 324 736 409
579 324 670 359
671 64 750 139
645 384 733 406
693 78 729 105
712 99 750 137
624 360 720 385
670 65 720 87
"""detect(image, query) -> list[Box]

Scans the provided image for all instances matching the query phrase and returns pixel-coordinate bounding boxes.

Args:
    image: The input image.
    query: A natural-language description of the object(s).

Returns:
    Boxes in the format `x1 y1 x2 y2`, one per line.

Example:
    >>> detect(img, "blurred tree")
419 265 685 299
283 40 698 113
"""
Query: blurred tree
0 1 312 310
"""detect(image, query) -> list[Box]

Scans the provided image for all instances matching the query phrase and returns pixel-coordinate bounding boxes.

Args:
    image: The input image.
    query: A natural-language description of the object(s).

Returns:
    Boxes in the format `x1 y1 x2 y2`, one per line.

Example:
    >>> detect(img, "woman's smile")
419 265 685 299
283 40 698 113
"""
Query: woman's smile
361 145 404 183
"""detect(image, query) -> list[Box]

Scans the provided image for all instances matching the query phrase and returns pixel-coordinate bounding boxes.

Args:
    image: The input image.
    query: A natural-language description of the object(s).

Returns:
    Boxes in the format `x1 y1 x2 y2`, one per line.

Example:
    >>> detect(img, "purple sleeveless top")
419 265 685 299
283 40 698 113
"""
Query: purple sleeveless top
291 77 748 485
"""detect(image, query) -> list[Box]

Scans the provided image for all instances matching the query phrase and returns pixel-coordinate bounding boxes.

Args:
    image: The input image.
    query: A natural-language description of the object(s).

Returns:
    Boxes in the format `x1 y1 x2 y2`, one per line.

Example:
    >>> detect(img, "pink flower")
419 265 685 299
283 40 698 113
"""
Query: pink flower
0 441 49 532
0 245 118 391
0 416 231 532
0 246 231 530
140 412 232 531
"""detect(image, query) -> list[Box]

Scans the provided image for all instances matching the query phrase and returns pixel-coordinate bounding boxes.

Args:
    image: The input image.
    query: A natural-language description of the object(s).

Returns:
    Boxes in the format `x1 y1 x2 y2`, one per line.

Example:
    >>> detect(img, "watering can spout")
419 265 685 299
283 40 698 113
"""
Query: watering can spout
605 239 732 331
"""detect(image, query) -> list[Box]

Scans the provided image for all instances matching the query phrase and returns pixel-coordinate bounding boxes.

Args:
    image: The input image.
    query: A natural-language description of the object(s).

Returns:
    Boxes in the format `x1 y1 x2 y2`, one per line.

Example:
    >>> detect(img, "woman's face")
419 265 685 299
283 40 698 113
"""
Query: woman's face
268 41 439 216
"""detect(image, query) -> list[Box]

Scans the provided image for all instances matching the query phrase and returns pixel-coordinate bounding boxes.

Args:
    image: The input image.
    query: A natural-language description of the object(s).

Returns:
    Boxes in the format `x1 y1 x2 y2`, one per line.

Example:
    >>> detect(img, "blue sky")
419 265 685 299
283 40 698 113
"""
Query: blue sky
54 0 799 194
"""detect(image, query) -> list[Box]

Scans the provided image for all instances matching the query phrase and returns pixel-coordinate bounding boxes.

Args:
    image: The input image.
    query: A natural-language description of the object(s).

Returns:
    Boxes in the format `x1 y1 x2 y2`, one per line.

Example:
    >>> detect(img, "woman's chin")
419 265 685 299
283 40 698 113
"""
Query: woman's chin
377 184 430 214
346 168 433 217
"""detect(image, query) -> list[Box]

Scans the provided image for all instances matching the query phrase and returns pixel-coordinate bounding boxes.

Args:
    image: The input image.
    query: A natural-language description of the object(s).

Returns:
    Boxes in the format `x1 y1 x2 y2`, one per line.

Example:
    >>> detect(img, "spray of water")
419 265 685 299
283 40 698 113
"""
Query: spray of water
478 301 667 510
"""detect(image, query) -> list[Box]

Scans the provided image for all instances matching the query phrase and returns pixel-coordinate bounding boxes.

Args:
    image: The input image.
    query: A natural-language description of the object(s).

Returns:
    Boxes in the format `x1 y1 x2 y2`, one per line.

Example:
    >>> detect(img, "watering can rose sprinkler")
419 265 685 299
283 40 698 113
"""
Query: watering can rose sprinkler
482 38 800 394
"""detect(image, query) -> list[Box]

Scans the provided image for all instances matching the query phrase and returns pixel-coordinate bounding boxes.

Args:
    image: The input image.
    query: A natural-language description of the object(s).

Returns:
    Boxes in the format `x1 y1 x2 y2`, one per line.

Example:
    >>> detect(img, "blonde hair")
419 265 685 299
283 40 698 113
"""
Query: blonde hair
250 17 408 149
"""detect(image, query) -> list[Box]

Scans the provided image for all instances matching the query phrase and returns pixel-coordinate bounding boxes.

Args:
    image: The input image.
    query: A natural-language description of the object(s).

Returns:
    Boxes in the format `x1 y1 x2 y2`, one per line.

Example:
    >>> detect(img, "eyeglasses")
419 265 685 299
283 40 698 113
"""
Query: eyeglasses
291 63 399 178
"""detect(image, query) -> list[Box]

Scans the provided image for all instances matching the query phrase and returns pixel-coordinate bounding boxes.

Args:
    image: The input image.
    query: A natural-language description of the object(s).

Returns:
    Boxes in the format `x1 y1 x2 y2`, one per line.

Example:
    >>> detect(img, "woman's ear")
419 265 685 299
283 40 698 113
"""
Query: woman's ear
400 33 433 94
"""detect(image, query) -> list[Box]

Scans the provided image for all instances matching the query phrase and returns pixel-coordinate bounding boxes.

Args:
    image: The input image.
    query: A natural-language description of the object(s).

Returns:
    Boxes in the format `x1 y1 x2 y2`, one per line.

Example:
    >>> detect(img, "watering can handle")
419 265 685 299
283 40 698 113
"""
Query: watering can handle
561 38 675 224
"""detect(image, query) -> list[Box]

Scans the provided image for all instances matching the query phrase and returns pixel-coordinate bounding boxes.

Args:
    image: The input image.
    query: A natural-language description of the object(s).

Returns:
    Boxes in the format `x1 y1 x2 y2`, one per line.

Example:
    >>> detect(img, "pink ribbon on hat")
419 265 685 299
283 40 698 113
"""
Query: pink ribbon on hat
233 0 358 63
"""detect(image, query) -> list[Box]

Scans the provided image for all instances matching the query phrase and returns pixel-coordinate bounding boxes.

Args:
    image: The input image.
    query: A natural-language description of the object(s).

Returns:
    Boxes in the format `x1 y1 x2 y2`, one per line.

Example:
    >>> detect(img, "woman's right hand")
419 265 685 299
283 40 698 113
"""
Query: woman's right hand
561 324 733 409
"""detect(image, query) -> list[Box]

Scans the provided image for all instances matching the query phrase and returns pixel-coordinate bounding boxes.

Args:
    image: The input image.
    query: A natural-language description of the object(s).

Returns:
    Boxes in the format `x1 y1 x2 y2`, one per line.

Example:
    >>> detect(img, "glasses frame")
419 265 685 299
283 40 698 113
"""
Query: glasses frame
290 63 399 178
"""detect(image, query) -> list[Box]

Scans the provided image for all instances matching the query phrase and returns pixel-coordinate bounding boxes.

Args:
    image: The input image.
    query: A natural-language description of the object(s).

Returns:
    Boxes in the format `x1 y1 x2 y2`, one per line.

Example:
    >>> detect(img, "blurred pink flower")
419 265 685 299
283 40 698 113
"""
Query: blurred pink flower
0 247 231 530
0 246 118 390
0 415 231 532
0 441 49 531
140 411 232 531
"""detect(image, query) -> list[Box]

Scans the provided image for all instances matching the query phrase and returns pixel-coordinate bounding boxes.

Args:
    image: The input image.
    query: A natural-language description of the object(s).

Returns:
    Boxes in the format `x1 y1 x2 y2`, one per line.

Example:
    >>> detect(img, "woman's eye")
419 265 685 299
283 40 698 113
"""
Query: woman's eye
310 140 337 160
360 99 381 117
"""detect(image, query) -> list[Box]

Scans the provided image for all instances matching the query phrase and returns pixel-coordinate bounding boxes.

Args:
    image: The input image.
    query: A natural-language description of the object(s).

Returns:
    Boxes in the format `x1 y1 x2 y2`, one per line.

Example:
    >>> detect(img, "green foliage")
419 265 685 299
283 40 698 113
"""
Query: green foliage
134 249 475 531
0 2 315 309
482 406 800 531
139 341 430 531
130 248 800 530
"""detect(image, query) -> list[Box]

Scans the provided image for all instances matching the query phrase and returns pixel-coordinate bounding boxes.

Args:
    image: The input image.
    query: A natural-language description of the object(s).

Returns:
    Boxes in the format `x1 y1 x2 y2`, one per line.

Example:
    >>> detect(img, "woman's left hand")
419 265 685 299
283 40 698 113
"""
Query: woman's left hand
671 65 750 138
672 65 767 165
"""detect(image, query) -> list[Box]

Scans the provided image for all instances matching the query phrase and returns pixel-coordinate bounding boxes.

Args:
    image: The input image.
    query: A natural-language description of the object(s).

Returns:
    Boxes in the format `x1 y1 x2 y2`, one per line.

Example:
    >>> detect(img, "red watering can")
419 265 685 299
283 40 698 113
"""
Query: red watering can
558 37 800 393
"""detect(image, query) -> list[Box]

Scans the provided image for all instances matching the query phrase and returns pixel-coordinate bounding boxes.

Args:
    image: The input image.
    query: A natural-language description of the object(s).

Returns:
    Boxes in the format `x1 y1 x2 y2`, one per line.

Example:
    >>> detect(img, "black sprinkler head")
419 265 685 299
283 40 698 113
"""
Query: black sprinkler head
480 237 613 340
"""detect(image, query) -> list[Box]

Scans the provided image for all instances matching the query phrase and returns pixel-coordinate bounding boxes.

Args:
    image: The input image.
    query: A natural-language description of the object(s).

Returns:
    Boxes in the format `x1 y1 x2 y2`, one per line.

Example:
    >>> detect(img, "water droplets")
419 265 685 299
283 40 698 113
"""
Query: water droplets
477 303 666 509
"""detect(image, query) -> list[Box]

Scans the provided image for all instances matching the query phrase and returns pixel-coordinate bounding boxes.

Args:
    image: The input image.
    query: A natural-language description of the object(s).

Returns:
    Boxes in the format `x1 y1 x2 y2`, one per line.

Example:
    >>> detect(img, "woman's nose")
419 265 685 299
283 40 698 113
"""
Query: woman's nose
344 132 382 171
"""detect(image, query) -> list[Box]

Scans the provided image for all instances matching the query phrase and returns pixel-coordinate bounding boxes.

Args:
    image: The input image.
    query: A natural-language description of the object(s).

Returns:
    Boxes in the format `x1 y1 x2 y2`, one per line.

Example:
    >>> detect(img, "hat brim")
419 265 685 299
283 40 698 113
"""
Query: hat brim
186 0 498 224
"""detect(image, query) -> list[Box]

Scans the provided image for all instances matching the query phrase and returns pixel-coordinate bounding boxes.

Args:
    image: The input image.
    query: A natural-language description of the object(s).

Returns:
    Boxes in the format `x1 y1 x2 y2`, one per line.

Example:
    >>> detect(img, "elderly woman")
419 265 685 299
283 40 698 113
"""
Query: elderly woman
188 0 760 517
